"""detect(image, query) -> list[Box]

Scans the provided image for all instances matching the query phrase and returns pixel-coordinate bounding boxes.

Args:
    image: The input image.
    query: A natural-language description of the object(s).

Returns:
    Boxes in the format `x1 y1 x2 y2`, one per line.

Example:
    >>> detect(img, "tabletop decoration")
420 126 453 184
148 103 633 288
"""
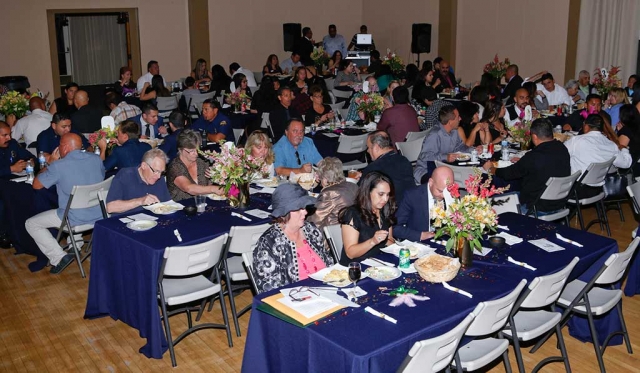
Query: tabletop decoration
0 91 29 119
431 169 509 268
199 142 268 208
382 48 405 76
509 106 532 150
88 127 118 150
311 46 330 70
483 54 512 81
592 66 621 98
225 91 251 112
354 91 384 124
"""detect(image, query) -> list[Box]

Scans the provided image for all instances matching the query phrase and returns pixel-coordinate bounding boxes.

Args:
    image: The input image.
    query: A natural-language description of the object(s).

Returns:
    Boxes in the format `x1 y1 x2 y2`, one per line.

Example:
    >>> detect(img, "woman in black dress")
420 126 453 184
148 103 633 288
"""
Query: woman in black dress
305 85 334 126
457 100 491 146
49 82 79 116
209 64 232 97
262 54 283 77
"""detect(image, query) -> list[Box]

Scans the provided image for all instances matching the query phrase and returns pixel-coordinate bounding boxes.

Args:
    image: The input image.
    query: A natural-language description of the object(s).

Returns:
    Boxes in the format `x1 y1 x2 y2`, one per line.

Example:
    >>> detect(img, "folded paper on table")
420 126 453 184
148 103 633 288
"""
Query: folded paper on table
474 247 493 256
259 292 345 327
126 213 158 221
495 231 524 245
323 133 340 138
529 238 565 252
361 258 394 267
244 209 271 219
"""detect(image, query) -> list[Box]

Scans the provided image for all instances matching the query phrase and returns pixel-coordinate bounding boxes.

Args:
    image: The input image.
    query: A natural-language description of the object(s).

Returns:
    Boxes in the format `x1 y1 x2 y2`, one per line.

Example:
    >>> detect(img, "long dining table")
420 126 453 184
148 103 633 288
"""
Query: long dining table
242 212 627 373
84 193 273 359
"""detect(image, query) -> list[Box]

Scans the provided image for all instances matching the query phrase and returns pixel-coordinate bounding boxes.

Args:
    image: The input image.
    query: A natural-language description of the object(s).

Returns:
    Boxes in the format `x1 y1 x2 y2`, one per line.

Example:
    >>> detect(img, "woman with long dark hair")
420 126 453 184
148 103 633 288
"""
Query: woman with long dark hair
140 75 170 102
262 54 283 76
458 100 491 146
209 64 232 97
480 99 508 144
231 73 252 98
327 50 343 74
616 104 640 166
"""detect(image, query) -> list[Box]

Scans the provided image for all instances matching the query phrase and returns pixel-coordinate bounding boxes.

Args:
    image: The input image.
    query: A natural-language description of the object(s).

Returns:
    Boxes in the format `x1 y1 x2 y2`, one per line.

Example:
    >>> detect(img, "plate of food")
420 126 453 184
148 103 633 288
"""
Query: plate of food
310 264 369 287
126 220 157 232
364 266 402 282
207 193 227 201
254 177 279 188
381 241 435 259
143 201 185 215
293 173 317 190
455 153 471 162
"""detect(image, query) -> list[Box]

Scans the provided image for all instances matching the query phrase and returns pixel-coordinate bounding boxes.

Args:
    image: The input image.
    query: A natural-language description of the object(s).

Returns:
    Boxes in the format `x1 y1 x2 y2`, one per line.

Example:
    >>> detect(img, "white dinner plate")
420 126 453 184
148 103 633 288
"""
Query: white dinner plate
309 264 369 288
381 241 435 259
364 266 402 282
254 178 279 188
143 201 185 215
456 153 471 161
207 194 227 201
126 220 157 232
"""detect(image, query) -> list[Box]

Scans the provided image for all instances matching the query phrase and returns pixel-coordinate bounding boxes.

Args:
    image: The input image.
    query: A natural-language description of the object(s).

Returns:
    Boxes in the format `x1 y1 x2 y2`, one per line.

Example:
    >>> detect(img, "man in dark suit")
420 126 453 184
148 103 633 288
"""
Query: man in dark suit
393 166 454 241
502 64 524 104
70 90 102 134
433 60 457 93
269 87 299 142
296 27 319 67
127 102 165 139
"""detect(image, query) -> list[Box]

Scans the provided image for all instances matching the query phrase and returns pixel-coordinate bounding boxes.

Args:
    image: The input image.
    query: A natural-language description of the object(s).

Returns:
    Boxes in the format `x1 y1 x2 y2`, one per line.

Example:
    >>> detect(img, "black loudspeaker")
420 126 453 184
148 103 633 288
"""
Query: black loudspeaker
283 23 302 52
411 23 432 54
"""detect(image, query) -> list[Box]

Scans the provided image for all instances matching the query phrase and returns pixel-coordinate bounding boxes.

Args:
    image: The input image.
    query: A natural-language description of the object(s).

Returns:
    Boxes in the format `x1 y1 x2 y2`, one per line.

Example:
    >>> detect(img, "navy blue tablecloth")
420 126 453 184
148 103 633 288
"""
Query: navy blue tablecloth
84 193 273 359
307 128 368 160
242 213 621 373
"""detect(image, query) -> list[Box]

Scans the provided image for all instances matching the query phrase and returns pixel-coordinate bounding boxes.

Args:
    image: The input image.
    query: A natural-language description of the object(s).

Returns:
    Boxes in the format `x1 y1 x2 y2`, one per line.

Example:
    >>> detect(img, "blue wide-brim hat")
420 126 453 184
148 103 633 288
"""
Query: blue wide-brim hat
271 183 317 218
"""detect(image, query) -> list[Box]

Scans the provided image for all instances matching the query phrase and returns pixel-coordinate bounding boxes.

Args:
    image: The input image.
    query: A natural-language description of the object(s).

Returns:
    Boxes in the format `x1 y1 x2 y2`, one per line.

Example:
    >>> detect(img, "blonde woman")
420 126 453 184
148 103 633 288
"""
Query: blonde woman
383 80 400 110
190 58 212 87
244 130 275 177
605 87 629 127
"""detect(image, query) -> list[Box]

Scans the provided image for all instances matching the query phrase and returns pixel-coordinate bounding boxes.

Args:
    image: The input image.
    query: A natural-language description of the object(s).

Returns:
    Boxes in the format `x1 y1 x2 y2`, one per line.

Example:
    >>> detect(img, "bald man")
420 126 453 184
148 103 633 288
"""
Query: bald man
70 90 102 133
11 97 52 149
433 59 457 93
26 132 105 274
394 166 455 241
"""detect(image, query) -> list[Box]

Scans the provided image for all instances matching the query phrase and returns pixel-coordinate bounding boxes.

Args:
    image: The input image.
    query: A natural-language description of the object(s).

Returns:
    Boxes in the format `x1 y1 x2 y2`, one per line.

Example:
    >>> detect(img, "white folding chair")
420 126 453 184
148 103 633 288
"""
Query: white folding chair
242 251 262 295
100 116 115 131
567 158 614 236
397 312 475 373
490 192 521 215
325 77 335 91
188 91 216 119
323 224 343 262
156 96 179 118
528 171 581 224
233 128 244 145
337 133 369 170
261 112 275 139
503 257 579 373
217 90 226 107
218 224 271 337
434 161 477 190
329 103 343 113
626 179 640 214
253 71 263 85
405 131 428 142
396 139 423 164
453 279 527 372
55 176 114 278
533 238 639 372
332 87 352 101
158 234 231 367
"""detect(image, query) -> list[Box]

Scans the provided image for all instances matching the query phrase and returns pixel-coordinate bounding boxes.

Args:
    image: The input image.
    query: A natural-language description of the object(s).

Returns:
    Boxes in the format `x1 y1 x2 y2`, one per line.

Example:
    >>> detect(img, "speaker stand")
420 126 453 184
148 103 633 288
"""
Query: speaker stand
415 53 421 70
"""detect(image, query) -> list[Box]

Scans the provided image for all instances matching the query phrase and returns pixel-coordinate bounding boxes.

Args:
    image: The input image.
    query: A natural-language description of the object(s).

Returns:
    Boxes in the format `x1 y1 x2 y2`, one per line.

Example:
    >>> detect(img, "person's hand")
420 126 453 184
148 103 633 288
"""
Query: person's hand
158 125 168 135
302 86 308 94
97 137 107 151
433 78 441 87
562 124 573 131
482 161 492 171
140 135 149 139
372 230 389 245
572 95 580 103
477 122 489 131
300 163 312 173
50 147 61 162
10 160 26 173
447 153 458 162
536 90 545 97
616 122 624 131
138 194 160 206
284 68 289 74
327 111 335 119
420 231 435 241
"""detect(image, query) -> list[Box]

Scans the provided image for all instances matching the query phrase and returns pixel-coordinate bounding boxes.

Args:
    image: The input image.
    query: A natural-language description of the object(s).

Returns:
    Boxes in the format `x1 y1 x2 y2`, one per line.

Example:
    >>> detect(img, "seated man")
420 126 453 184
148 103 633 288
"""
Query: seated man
98 120 151 172
269 87 300 142
280 51 302 75
70 90 102 133
433 60 457 93
178 77 200 112
36 112 90 165
229 62 257 88
11 97 52 149
376 86 419 145
106 148 171 214
273 118 322 176
25 133 105 274
414 106 481 184
190 99 234 143
483 118 571 215
0 121 35 177
106 91 141 125
394 166 454 241
128 102 165 139
504 87 532 128
565 114 632 198
565 80 583 105
159 111 186 160
358 130 415 203
563 94 602 131
535 73 573 107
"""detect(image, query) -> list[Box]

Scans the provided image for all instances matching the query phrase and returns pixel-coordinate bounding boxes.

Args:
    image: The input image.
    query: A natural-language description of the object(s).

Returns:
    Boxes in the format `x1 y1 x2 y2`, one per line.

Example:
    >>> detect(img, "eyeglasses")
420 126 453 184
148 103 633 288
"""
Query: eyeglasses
146 162 166 176
183 148 197 155
288 287 318 302
295 151 301 165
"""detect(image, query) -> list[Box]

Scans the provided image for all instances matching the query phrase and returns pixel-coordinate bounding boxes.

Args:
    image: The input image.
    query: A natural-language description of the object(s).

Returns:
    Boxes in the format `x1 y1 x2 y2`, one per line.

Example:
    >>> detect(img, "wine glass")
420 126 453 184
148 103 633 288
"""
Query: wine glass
348 262 362 299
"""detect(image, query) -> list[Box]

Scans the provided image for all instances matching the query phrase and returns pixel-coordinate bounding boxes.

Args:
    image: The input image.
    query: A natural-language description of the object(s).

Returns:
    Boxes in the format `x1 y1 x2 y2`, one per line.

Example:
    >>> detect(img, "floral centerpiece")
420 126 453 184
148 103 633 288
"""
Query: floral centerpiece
592 66 622 98
311 46 330 68
88 127 119 150
199 142 268 208
508 105 533 149
382 49 405 76
483 54 512 81
225 92 251 111
354 91 384 123
431 169 509 267
0 91 29 119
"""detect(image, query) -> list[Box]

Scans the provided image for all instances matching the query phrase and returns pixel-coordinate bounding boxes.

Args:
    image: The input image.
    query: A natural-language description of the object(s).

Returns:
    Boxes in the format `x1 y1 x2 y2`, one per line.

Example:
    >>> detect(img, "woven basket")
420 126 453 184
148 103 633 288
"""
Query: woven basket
415 254 461 283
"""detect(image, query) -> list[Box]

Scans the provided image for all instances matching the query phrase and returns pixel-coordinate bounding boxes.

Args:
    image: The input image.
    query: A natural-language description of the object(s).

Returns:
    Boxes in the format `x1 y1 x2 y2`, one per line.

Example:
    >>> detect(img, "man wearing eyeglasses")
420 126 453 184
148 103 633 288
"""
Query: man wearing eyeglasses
97 120 152 172
273 118 322 176
105 148 171 214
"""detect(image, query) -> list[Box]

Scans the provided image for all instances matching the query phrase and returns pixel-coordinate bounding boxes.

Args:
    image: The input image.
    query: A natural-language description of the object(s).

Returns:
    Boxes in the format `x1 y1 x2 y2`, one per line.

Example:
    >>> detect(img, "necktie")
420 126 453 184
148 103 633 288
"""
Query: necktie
145 124 151 138
285 108 290 121
446 74 453 88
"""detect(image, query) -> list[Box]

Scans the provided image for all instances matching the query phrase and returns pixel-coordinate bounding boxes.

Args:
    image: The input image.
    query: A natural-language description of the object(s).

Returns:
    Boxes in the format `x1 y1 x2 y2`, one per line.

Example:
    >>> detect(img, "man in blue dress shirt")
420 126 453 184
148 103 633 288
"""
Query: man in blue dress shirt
128 102 166 139
98 120 151 172
322 24 347 58
190 99 234 143
273 118 322 176
0 121 35 178
159 111 186 160
36 112 90 164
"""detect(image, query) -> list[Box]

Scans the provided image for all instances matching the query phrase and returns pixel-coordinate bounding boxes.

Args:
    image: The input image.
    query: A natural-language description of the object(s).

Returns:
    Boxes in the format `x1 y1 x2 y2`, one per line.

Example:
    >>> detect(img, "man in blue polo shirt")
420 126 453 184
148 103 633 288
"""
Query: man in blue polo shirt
191 99 234 143
26 133 105 274
97 120 151 172
106 148 171 214
0 121 34 178
273 118 322 176
36 112 90 165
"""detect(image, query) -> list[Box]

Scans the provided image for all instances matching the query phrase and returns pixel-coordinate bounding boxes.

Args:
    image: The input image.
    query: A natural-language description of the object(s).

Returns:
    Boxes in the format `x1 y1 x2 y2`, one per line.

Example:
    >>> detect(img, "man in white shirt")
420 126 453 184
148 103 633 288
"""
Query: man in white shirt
536 73 573 107
280 51 302 75
137 60 166 93
229 62 257 88
11 97 52 150
322 24 347 57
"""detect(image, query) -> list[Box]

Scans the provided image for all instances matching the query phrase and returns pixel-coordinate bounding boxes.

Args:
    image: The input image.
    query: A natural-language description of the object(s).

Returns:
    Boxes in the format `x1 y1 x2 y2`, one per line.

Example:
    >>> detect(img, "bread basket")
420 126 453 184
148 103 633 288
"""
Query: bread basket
415 254 461 283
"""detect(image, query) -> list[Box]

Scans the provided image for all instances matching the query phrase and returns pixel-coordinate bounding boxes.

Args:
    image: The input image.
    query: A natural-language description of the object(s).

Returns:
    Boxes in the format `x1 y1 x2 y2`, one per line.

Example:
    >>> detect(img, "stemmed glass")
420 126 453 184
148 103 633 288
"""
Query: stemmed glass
348 262 362 300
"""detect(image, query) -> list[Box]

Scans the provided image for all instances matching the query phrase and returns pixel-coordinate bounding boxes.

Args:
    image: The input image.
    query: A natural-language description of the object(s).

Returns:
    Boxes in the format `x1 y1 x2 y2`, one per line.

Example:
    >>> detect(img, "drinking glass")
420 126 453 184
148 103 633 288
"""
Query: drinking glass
194 195 207 213
348 262 362 299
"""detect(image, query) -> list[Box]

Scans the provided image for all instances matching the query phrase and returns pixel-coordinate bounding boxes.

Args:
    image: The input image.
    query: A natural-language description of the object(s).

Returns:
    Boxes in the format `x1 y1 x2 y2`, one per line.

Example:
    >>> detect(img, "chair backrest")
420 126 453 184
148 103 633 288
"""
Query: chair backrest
101 116 115 131
189 91 216 114
329 103 343 113
434 161 476 188
97 189 110 219
626 181 640 214
325 77 335 91
323 224 343 262
242 251 263 295
519 257 579 308
217 90 226 106
68 176 114 210
161 233 228 278
539 171 581 201
490 192 521 215
597 237 640 285
398 312 475 373
332 87 352 99
254 71 263 85
396 139 423 163
156 96 178 111
233 128 244 145
227 224 271 255
405 131 428 142
579 157 614 186
466 279 527 336
337 133 368 154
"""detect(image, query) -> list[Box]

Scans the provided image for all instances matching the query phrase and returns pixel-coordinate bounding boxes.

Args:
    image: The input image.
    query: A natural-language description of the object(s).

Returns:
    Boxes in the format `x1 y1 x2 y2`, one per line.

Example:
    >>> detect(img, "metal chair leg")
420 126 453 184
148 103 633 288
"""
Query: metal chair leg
600 200 611 236
616 300 633 354
215 268 233 348
507 318 526 373
223 259 242 337
503 348 513 373
555 322 572 373
576 203 585 230
159 287 177 367
585 298 606 372
70 234 86 278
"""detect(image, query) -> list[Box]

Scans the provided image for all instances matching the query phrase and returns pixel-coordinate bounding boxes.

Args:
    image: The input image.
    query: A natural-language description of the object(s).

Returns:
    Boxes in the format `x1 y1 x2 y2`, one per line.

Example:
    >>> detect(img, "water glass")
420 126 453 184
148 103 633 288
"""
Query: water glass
194 195 207 213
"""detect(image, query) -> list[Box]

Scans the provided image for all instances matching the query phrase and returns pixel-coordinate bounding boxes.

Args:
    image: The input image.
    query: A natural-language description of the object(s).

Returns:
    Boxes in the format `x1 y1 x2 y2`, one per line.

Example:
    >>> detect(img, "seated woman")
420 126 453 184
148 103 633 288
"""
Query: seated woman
140 75 171 102
308 157 358 230
289 67 313 115
617 104 640 174
166 129 224 201
230 73 253 98
481 99 509 144
262 54 283 77
458 100 491 146
339 171 396 265
49 82 79 116
605 87 629 128
251 76 280 114
412 69 439 107
382 80 400 110
209 64 232 97
327 50 343 75
523 81 549 111
114 66 137 98
252 183 334 293
305 85 334 126
334 60 360 91
190 58 212 87
97 120 152 172
244 130 275 177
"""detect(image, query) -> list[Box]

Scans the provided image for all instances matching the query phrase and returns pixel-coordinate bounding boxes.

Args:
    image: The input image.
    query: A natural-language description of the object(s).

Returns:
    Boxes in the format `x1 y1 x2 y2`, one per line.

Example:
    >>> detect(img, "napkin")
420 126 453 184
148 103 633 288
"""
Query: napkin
398 263 418 274
364 306 397 324
341 286 367 298
442 282 473 298
362 258 395 267
474 247 492 257
529 238 565 252
495 231 523 245
244 209 271 219
507 256 537 271
497 224 509 231
458 161 480 166
555 233 583 247
126 213 158 221
323 133 340 138
11 176 28 183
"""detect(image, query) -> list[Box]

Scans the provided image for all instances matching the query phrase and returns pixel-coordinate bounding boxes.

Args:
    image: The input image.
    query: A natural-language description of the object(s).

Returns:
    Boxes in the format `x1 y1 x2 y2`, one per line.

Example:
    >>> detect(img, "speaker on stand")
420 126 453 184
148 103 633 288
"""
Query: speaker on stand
411 23 432 68
283 23 302 52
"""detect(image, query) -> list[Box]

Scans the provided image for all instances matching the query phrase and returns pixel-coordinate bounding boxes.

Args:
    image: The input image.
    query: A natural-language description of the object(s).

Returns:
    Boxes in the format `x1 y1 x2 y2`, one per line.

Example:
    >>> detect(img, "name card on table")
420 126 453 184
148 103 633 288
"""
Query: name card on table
528 238 565 252
244 209 271 219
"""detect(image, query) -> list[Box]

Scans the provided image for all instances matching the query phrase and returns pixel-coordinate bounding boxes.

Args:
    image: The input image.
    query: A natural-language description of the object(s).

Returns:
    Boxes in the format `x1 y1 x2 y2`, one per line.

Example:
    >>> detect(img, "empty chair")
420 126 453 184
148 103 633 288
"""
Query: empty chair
158 234 232 367
233 128 244 145
434 161 477 189
332 87 352 102
396 139 423 164
405 131 428 142
253 71 263 85
336 133 369 170
490 192 521 215
260 112 274 138
101 116 115 131
329 103 343 113
156 96 179 119
453 279 527 372
323 224 343 262
397 312 475 373
217 90 226 107
567 158 614 236
527 171 581 224
325 77 335 91
503 257 579 373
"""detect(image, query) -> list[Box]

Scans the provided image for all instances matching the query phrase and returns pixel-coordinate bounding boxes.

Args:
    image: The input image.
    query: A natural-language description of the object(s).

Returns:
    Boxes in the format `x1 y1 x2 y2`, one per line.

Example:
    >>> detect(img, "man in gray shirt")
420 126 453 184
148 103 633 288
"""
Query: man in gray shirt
414 106 481 184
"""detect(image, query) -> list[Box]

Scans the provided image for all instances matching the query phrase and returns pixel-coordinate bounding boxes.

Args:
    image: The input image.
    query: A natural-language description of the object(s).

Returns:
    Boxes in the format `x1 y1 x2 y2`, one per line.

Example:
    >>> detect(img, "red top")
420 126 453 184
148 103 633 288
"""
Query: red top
296 240 327 280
